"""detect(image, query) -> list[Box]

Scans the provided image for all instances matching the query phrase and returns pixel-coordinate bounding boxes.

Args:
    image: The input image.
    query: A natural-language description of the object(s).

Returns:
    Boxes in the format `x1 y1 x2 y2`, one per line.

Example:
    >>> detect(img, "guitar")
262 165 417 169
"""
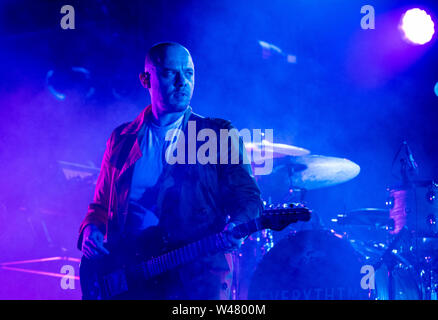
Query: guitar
80 203 311 299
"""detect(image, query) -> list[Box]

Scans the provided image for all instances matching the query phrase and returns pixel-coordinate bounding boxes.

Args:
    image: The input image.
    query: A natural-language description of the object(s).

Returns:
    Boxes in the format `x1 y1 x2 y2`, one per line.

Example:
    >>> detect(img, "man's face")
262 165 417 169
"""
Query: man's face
146 46 195 113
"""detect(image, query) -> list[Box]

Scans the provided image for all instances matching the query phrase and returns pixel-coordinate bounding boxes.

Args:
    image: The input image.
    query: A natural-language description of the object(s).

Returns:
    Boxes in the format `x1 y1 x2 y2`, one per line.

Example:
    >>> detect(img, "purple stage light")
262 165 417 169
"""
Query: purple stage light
400 8 435 45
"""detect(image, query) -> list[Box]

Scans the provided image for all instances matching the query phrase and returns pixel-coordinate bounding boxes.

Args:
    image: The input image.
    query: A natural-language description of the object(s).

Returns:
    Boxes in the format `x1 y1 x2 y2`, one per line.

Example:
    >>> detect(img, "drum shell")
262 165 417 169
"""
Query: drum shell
248 230 369 300
387 183 438 238
373 263 421 300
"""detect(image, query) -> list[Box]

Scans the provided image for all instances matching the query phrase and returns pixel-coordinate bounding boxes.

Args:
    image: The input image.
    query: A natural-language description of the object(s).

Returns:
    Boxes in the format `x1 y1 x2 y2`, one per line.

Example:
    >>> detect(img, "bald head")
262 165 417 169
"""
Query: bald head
140 42 195 121
144 42 193 71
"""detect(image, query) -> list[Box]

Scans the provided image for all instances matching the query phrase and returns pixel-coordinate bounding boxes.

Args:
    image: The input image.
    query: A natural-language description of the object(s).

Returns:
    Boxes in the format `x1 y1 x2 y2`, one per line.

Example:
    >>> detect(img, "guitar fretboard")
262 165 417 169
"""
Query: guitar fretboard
139 209 307 278
141 233 226 278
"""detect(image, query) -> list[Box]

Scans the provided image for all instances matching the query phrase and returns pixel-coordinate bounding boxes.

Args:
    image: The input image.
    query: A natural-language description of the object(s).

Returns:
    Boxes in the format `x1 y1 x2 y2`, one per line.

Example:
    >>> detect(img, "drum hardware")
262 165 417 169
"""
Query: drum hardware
243 143 364 299
240 138 437 299
419 255 438 300
384 142 438 299
371 227 419 300
232 202 309 300
334 208 394 230
238 144 363 299
331 208 394 260
415 236 438 300
337 221 421 300
332 187 437 300
385 180 438 299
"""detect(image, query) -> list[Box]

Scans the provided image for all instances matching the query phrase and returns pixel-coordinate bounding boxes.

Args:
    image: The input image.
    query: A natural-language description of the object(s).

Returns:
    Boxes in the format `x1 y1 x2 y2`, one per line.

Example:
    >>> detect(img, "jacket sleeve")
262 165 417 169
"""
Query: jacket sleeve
216 120 264 225
77 132 115 250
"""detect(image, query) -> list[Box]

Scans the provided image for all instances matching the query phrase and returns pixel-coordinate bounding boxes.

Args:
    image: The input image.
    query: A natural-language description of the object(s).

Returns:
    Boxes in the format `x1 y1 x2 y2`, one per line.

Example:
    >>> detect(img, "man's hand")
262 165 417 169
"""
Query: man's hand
222 222 244 251
81 224 109 259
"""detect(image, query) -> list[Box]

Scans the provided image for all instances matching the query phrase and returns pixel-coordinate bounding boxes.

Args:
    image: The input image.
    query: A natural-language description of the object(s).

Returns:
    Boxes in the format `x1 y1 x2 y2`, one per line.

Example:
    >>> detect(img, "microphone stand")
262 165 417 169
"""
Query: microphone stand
380 141 418 300
396 142 422 299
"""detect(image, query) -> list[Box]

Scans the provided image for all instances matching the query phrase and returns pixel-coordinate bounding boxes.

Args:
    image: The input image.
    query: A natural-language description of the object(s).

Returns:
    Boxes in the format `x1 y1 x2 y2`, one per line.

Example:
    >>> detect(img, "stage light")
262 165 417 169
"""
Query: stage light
258 40 297 64
434 82 438 97
400 8 435 45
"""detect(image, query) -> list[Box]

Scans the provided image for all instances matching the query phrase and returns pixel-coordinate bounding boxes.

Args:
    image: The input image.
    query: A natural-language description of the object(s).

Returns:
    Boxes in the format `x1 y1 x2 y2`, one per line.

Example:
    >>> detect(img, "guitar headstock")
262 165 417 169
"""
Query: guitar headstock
260 203 311 231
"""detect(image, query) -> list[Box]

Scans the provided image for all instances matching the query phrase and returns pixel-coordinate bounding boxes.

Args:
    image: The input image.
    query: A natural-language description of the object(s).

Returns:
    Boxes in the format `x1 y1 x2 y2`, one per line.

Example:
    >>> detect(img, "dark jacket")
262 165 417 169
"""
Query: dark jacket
77 105 263 298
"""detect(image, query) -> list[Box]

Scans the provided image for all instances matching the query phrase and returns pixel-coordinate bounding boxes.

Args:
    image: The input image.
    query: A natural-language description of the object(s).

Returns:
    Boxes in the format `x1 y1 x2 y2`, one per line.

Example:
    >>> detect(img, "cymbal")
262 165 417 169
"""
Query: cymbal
245 141 310 162
270 155 360 189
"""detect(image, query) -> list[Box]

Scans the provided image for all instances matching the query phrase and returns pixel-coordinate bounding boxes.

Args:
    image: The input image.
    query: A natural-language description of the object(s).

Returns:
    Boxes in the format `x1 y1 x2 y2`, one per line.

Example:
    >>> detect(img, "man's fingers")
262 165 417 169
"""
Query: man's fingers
82 247 90 258
86 238 109 255
83 246 97 259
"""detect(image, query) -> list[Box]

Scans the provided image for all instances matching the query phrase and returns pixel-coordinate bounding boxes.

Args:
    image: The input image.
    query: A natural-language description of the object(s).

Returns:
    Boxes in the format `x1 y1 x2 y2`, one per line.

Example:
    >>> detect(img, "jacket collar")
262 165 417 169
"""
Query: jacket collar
120 104 193 136
120 105 151 136
114 104 193 180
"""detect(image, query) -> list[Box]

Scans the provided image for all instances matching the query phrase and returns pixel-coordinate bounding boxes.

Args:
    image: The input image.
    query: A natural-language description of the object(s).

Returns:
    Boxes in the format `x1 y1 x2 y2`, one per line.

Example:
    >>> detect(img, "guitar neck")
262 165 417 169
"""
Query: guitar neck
142 218 263 279
141 232 226 279
141 208 309 279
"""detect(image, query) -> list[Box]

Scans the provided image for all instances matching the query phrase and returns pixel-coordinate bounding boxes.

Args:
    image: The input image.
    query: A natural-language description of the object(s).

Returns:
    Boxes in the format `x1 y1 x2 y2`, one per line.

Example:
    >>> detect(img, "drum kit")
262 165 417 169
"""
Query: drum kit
234 140 438 300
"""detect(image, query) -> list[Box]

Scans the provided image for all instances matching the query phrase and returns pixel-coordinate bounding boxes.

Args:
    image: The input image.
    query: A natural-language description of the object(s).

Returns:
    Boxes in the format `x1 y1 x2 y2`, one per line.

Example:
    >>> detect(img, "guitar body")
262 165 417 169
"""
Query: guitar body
80 226 181 300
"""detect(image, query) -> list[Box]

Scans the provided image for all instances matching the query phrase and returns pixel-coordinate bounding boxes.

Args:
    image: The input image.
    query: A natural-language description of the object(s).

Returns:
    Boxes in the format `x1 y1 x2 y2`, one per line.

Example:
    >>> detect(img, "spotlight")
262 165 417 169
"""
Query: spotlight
400 8 435 45
434 82 438 97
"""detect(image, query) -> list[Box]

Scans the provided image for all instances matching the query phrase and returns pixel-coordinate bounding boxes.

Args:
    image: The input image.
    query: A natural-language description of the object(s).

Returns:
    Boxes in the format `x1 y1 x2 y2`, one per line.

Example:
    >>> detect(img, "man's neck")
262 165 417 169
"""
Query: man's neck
151 104 188 127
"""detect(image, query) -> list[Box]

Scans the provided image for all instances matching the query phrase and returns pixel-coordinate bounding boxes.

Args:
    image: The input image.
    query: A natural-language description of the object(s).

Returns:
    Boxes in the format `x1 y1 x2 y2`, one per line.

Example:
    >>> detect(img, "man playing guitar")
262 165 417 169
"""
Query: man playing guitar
78 42 264 299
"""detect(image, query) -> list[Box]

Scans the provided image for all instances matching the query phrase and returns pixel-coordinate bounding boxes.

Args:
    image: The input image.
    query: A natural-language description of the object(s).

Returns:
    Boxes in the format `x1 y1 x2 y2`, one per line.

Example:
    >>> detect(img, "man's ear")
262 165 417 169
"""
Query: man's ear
139 71 150 89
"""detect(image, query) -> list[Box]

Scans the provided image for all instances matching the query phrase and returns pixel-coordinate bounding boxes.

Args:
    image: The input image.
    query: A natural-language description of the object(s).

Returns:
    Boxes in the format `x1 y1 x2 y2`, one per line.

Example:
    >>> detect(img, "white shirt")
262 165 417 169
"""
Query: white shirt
126 109 187 235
